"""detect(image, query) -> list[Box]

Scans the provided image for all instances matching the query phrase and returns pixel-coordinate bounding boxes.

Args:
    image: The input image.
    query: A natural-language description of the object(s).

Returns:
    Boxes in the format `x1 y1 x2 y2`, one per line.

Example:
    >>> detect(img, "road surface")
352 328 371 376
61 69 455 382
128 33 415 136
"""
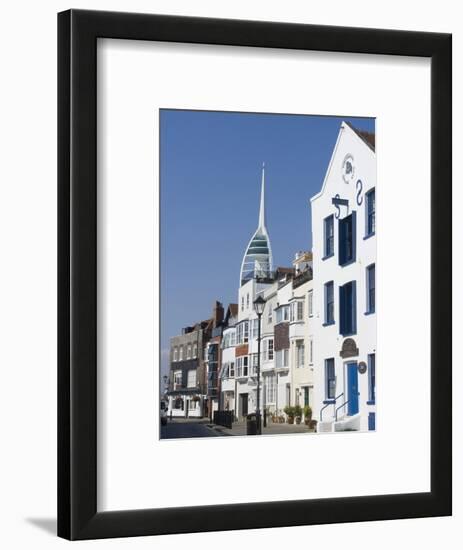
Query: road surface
160 420 220 439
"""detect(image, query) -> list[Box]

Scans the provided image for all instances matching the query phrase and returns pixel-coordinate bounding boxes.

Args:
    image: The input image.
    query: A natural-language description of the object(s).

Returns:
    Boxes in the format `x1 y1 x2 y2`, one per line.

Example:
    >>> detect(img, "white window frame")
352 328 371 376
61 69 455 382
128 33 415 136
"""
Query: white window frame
308 290 313 317
266 373 276 403
264 338 274 361
173 370 182 389
276 349 289 368
297 300 304 320
251 318 259 339
296 340 305 368
276 305 290 324
236 358 242 377
187 369 196 388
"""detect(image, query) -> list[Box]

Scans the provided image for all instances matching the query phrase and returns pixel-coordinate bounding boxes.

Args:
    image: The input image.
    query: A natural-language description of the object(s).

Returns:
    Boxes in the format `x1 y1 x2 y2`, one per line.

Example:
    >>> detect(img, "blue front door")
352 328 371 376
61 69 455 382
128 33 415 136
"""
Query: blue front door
347 362 359 416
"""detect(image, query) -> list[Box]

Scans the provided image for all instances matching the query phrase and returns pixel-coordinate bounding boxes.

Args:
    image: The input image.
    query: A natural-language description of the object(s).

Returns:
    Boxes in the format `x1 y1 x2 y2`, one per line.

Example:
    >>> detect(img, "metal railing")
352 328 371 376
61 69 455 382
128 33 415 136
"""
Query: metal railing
320 392 344 422
213 410 234 429
335 399 351 421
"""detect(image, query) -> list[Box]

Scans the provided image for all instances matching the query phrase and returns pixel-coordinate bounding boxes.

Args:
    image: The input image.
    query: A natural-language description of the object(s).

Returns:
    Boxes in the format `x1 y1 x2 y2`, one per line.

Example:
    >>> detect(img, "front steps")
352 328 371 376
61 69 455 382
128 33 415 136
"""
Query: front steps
317 420 335 433
317 413 361 433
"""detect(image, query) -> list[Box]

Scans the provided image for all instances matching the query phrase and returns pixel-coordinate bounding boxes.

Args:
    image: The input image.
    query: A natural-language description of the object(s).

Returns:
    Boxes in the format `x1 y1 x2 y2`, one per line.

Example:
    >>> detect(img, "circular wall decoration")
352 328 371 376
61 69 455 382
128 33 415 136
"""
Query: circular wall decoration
358 361 367 374
342 153 355 184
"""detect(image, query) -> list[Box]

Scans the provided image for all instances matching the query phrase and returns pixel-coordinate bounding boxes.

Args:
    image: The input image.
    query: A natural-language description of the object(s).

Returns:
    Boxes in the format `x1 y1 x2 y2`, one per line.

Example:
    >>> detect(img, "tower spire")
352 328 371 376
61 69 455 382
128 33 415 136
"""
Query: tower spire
239 163 273 286
258 162 266 229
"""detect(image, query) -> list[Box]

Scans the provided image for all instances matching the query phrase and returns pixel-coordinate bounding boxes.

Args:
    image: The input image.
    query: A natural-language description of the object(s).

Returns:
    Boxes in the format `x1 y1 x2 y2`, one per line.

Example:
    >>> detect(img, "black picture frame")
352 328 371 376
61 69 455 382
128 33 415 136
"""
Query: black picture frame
58 9 452 541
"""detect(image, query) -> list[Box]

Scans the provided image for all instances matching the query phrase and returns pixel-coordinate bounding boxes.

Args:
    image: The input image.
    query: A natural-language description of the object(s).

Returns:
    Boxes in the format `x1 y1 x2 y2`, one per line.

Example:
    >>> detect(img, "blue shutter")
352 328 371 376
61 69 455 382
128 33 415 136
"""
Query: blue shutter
352 280 357 334
324 284 327 322
339 212 356 265
325 359 329 399
339 284 345 335
351 210 357 263
338 217 345 265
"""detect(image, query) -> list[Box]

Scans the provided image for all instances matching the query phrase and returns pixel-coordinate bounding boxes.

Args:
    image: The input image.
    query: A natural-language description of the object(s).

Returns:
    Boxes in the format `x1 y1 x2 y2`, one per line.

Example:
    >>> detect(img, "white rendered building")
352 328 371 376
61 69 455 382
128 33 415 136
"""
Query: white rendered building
235 278 274 419
220 305 238 415
311 122 376 432
289 252 314 418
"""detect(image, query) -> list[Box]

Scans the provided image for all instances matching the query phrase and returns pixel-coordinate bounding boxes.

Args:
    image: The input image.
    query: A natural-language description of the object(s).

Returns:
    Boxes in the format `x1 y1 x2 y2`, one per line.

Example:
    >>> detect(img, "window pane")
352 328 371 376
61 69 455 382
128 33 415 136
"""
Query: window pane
324 215 334 257
187 369 196 388
325 282 334 324
325 358 335 399
367 189 376 235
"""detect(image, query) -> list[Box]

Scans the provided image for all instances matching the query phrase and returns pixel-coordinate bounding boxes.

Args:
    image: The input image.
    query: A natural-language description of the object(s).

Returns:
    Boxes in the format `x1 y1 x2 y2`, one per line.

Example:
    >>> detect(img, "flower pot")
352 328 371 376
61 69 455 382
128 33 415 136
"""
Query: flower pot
295 416 302 424
287 416 294 424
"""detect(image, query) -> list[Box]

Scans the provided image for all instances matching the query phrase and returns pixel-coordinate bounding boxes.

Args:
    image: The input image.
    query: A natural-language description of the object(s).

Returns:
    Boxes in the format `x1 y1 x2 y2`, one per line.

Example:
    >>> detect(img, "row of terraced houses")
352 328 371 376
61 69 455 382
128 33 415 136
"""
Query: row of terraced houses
165 121 376 433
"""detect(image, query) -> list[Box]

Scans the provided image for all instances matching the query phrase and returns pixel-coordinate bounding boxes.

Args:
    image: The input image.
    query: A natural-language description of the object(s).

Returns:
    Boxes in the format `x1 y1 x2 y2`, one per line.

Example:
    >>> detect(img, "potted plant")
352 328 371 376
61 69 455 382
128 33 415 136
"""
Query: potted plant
284 405 295 424
303 405 313 425
294 405 302 424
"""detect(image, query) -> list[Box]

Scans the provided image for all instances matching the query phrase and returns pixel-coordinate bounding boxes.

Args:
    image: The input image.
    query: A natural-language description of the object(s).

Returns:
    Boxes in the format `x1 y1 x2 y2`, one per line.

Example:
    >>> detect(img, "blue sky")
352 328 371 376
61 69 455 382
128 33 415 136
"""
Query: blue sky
160 110 374 376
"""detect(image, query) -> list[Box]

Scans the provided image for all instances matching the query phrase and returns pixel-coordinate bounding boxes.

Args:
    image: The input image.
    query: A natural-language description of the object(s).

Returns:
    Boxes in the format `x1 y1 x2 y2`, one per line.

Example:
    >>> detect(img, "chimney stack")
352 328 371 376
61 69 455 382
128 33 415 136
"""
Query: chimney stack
213 301 224 328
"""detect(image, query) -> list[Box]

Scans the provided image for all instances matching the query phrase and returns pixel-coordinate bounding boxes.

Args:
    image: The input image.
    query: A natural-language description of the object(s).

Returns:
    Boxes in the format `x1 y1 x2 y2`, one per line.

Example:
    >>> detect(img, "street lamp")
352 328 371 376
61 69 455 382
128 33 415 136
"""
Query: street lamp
253 295 266 435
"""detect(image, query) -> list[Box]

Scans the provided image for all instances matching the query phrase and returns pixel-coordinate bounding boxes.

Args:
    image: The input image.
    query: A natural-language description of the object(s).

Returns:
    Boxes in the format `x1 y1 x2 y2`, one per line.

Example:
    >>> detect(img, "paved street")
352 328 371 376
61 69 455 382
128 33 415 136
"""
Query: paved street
160 418 220 439
160 418 315 438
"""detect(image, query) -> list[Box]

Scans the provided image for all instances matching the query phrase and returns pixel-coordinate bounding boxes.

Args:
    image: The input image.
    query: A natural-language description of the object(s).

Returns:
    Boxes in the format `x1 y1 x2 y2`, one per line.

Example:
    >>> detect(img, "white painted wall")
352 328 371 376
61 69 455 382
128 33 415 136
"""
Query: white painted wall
290 278 314 413
221 326 236 412
311 123 376 431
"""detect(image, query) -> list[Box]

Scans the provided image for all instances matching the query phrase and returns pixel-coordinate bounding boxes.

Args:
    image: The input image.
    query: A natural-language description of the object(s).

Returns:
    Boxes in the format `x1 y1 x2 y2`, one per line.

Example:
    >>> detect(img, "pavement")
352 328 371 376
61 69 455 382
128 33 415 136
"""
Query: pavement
160 417 315 438
211 420 315 437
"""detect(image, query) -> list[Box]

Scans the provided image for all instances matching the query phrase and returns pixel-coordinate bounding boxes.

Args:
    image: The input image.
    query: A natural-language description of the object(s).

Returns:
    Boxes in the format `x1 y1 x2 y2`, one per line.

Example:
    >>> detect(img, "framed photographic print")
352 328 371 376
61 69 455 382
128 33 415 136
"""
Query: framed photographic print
58 9 452 540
